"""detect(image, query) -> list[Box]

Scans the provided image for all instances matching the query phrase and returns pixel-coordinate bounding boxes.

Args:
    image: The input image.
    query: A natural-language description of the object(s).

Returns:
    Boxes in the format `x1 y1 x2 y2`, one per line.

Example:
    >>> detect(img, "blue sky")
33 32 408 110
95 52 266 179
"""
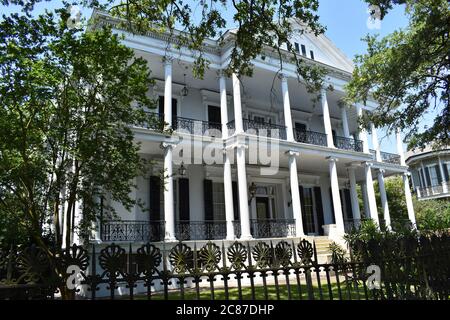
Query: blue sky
1 0 413 153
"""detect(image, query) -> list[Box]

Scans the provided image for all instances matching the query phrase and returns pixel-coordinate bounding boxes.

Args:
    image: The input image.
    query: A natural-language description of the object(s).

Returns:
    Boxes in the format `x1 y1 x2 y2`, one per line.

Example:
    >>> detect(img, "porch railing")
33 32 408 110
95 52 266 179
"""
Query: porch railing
143 113 222 137
101 220 165 242
227 119 287 140
380 151 401 165
417 182 449 198
334 136 364 152
175 220 227 240
294 129 328 147
173 116 222 137
250 219 296 238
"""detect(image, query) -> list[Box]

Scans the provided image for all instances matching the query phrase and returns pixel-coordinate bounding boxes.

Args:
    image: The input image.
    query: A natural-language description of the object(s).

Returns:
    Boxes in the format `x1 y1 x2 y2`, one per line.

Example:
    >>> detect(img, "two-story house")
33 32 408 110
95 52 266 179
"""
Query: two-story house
86 10 417 247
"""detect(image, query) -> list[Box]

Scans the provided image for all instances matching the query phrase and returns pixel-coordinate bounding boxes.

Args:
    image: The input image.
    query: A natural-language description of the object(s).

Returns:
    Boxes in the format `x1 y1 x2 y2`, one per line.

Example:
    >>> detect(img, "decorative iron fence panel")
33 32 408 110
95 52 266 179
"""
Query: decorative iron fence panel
175 221 228 241
1 234 449 300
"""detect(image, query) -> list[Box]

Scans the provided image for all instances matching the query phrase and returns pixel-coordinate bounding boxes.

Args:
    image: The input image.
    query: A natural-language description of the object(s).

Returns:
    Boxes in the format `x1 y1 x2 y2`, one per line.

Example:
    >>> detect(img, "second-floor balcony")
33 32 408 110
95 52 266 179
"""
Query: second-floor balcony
370 149 402 165
141 114 403 161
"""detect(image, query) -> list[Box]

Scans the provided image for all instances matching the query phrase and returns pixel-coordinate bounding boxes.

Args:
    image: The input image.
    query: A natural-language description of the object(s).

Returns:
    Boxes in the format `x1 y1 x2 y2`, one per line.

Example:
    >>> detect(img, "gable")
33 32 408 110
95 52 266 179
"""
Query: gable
284 20 354 73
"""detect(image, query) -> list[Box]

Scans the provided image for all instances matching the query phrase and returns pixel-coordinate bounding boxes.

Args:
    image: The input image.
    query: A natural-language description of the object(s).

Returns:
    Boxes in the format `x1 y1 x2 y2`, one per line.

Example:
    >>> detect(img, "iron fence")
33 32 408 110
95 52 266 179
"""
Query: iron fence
0 234 448 300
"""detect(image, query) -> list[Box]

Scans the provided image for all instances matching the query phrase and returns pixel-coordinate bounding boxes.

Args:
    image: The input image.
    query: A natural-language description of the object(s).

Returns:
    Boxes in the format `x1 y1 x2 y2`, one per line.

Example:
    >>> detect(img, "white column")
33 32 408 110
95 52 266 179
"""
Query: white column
348 167 361 221
364 162 380 226
328 157 345 234
287 151 304 237
340 106 350 138
356 104 370 153
377 169 391 230
438 157 448 193
280 74 295 142
397 129 416 226
219 72 235 240
232 73 244 134
321 88 335 148
163 143 176 241
371 122 382 162
219 73 229 138
403 173 417 227
163 57 173 129
395 129 406 166
236 144 252 240
361 182 370 218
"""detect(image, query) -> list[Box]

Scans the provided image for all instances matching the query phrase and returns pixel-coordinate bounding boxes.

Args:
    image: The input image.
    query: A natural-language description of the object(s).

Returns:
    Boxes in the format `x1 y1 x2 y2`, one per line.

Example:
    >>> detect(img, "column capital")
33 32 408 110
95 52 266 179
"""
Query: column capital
377 168 386 175
278 72 288 82
326 156 339 163
364 161 374 168
286 150 300 157
162 55 174 66
160 141 178 150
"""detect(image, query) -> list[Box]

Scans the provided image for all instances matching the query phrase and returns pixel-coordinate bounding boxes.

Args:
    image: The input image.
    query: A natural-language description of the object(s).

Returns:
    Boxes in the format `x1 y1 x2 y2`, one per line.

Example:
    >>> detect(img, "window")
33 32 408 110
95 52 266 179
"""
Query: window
212 183 225 221
301 44 307 56
295 122 307 133
428 166 439 186
294 42 300 53
310 50 315 60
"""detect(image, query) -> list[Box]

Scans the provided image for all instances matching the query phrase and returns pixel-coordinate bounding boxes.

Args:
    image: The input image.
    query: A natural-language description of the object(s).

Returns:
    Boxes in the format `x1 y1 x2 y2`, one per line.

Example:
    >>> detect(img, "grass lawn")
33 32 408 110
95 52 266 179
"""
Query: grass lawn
130 281 371 300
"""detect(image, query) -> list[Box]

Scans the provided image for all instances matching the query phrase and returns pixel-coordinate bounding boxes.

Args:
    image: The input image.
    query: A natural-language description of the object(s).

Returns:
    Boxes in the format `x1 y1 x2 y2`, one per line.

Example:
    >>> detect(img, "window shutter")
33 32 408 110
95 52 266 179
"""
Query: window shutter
299 186 307 232
344 189 353 220
149 176 161 221
158 96 164 115
435 165 443 184
204 180 214 221
232 181 239 221
172 98 178 121
329 188 336 224
425 167 432 186
314 187 324 236
179 178 190 221
443 163 450 182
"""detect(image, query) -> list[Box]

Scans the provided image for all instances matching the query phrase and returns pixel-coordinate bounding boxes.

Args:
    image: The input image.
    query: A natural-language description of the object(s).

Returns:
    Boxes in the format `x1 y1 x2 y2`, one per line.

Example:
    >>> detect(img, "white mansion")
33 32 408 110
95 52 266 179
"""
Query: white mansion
89 10 417 247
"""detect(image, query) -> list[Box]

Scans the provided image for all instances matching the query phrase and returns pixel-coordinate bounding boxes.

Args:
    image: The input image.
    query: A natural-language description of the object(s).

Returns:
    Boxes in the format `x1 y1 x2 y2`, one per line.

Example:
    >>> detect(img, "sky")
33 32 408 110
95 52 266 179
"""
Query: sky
1 0 414 153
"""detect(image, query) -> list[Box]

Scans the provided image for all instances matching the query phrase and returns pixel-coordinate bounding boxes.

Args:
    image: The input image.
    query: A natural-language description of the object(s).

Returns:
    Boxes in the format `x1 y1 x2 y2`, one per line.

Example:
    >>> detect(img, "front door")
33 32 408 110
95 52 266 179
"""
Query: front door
256 197 270 220
302 187 317 235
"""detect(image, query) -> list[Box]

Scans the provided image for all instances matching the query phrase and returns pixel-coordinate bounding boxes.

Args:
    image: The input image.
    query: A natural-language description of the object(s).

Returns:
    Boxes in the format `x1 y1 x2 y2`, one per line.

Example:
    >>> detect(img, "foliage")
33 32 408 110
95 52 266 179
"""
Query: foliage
0 10 154 253
329 241 348 265
414 197 450 233
346 0 450 149
2 0 327 92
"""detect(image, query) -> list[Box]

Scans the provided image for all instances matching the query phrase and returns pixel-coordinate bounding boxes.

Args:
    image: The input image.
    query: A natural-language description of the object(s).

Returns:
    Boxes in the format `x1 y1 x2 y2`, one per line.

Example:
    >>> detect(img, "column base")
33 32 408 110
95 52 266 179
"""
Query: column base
239 235 254 241
164 236 178 242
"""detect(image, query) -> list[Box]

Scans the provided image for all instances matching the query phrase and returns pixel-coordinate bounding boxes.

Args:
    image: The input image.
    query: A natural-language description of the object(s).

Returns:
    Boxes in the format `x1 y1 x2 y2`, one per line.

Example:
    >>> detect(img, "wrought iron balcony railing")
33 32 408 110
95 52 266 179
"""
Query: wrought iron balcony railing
226 119 287 140
380 152 401 165
176 220 228 241
294 129 327 147
334 136 364 152
173 116 222 137
101 220 165 242
250 219 296 238
142 113 222 137
369 149 402 165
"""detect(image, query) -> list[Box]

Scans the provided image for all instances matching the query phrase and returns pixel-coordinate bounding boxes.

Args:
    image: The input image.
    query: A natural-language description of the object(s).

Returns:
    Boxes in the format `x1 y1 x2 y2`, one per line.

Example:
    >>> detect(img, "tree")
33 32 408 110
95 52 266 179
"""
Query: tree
346 0 449 150
2 0 327 91
0 9 153 256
